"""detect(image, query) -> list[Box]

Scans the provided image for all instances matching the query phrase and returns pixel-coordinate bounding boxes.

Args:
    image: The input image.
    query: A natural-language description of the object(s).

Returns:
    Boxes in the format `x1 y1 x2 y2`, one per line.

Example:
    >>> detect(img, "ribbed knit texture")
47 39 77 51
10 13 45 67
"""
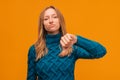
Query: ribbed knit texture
27 33 106 80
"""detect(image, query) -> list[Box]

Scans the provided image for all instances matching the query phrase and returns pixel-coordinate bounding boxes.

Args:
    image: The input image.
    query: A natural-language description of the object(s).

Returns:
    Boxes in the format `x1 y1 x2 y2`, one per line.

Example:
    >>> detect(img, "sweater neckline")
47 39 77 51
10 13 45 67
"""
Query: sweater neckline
45 33 62 48
45 33 61 38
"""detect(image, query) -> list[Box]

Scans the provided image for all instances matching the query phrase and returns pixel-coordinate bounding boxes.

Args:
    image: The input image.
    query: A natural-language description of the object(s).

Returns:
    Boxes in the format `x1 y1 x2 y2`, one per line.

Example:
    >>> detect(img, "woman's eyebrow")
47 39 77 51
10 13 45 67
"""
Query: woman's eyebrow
44 14 57 18
52 14 58 16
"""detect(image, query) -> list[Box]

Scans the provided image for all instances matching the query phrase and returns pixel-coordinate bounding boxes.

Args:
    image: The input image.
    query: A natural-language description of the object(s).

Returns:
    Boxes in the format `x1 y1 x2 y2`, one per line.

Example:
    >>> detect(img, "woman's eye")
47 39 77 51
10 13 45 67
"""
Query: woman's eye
44 18 48 20
53 16 58 18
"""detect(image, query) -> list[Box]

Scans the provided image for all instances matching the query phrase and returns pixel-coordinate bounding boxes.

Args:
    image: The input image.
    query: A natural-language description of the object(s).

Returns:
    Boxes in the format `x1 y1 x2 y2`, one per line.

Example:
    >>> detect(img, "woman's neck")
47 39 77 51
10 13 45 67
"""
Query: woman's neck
47 31 60 35
45 32 61 48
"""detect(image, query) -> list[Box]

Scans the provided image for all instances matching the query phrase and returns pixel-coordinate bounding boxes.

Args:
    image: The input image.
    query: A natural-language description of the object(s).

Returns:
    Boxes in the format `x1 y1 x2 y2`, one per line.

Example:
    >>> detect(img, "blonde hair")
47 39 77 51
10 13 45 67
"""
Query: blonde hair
34 6 72 61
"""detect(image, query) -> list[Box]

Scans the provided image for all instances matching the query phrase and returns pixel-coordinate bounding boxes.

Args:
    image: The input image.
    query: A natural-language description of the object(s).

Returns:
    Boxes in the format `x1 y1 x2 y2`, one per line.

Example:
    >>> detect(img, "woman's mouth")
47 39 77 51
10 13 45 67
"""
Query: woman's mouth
49 24 55 27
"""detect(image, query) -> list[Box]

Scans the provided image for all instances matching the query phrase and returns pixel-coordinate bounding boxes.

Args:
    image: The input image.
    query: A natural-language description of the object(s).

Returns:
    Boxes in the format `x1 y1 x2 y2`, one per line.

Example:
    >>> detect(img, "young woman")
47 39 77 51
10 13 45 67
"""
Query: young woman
27 6 107 80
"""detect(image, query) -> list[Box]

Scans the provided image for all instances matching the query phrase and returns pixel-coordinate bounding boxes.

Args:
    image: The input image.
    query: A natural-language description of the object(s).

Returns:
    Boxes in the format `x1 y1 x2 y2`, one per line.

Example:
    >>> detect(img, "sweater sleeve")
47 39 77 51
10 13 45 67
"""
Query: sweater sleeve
74 35 107 59
27 45 37 80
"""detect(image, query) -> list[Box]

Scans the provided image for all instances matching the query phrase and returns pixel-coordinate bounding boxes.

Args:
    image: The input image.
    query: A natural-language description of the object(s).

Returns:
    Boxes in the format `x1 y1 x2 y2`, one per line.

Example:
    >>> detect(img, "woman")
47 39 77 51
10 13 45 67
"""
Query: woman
27 6 107 80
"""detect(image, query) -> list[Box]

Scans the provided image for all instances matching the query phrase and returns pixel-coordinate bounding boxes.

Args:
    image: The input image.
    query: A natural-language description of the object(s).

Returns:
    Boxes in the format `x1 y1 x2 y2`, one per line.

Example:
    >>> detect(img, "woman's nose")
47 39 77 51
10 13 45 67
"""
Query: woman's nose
49 18 53 23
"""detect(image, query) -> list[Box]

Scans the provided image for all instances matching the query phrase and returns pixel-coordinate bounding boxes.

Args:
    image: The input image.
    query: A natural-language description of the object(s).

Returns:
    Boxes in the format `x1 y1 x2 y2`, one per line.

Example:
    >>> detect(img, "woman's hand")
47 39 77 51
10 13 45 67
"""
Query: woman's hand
59 33 77 57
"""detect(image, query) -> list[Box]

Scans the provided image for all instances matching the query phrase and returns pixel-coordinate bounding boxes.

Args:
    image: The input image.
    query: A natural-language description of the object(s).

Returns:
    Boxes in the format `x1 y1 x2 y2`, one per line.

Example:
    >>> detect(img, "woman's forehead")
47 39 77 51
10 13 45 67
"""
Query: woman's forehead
44 8 57 16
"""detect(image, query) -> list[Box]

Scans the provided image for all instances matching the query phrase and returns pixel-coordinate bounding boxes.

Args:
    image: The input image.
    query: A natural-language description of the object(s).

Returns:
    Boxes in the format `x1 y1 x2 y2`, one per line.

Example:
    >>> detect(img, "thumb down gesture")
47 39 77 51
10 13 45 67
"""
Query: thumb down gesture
59 33 77 57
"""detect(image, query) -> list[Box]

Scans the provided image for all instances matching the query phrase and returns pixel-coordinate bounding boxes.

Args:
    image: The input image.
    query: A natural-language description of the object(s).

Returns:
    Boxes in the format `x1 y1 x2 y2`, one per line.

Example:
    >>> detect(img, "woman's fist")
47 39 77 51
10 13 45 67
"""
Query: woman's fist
59 33 77 57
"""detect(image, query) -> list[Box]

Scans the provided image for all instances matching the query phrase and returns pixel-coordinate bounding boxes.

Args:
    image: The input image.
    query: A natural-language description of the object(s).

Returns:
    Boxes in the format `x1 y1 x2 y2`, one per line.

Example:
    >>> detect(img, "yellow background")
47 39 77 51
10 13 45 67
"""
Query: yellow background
0 0 120 80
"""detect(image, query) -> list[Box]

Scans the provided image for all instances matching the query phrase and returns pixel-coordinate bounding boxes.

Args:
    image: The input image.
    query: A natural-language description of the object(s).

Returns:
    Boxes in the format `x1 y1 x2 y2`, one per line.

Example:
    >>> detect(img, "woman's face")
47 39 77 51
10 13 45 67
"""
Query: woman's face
43 8 60 34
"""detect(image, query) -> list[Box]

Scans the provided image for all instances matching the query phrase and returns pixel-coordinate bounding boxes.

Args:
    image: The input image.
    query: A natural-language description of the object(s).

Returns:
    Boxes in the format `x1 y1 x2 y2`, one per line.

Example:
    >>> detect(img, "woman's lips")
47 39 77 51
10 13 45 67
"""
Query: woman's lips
49 24 55 27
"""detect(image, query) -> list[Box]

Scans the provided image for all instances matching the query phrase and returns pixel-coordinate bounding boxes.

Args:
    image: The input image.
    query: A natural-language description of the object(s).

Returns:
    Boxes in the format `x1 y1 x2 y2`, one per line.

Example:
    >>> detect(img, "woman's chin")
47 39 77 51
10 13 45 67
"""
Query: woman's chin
47 30 59 34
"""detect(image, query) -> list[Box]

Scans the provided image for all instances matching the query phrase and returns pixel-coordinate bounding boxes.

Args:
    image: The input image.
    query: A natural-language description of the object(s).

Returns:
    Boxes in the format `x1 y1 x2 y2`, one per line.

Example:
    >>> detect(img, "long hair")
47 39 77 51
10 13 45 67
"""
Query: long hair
34 6 72 61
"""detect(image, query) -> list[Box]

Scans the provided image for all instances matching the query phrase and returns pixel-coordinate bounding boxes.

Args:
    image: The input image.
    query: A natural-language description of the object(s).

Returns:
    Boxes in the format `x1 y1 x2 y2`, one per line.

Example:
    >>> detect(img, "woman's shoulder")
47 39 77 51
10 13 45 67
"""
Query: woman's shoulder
28 44 36 57
29 44 35 50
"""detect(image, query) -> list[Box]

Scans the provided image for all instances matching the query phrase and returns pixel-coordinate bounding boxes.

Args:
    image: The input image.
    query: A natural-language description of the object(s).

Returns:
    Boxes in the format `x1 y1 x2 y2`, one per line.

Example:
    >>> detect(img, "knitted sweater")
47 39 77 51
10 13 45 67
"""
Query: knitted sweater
27 33 106 80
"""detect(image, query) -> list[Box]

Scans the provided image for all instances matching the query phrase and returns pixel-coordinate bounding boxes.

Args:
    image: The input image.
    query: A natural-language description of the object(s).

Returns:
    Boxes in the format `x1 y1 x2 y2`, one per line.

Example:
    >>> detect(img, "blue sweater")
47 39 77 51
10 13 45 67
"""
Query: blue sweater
27 33 106 80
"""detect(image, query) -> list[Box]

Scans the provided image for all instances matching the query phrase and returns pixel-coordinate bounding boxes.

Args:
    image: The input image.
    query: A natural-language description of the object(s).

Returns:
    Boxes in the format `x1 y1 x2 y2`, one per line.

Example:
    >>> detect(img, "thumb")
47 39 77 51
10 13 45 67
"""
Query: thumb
59 47 69 57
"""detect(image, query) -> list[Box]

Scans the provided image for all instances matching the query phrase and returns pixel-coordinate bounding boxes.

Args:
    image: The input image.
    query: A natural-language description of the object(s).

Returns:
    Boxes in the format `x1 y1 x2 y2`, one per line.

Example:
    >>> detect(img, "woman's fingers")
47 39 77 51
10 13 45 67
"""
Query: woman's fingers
59 34 75 57
64 35 70 43
61 36 68 45
60 39 66 47
66 33 72 41
60 36 71 48
59 33 77 57
60 33 77 48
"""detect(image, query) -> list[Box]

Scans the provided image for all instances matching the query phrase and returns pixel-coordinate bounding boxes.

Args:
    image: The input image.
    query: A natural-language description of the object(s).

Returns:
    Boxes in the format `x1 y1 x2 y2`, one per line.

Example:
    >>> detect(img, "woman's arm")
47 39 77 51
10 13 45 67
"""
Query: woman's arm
27 45 37 80
74 35 107 59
